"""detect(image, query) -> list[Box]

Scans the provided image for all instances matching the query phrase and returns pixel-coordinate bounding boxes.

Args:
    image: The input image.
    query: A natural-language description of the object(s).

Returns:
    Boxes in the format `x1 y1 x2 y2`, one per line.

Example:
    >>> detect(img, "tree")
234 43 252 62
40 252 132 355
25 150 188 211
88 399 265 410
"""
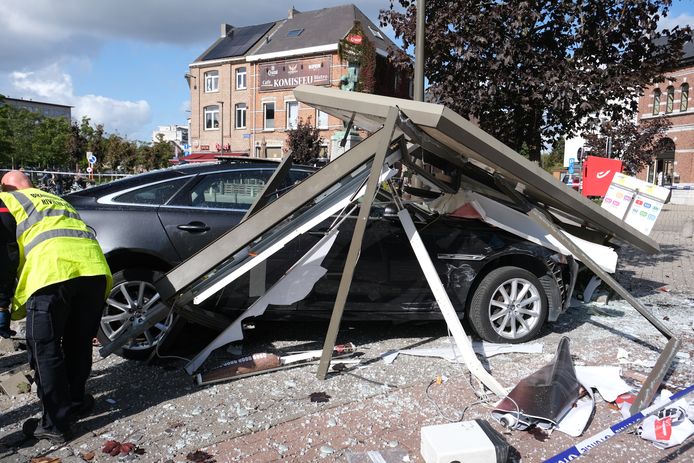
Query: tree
380 0 691 162
148 134 175 169
285 117 324 165
543 137 565 172
582 116 671 175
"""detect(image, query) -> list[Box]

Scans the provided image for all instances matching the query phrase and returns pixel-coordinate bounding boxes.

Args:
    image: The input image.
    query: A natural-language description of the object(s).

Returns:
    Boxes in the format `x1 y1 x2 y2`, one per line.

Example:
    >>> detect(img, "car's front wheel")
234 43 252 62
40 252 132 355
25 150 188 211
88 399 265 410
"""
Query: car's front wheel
469 266 548 343
97 268 175 360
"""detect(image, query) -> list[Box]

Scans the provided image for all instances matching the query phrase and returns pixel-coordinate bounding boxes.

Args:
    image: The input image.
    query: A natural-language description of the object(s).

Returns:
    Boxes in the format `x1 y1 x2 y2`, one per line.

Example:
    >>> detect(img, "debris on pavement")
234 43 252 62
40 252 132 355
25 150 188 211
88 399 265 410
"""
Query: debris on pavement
186 450 216 462
382 340 543 364
197 343 358 385
309 391 331 403
492 337 580 433
345 448 410 463
544 385 694 462
101 440 141 456
636 389 694 449
0 369 32 396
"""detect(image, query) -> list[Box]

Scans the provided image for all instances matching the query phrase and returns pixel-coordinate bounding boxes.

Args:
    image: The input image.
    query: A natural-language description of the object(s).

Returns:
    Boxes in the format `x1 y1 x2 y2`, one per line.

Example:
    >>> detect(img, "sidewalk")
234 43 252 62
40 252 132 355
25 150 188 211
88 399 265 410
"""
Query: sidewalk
617 203 694 294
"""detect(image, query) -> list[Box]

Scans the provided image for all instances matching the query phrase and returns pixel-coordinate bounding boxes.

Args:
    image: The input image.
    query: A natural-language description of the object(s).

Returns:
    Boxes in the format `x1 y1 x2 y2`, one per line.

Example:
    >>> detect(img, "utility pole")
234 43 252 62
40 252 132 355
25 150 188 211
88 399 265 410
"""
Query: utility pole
414 0 425 102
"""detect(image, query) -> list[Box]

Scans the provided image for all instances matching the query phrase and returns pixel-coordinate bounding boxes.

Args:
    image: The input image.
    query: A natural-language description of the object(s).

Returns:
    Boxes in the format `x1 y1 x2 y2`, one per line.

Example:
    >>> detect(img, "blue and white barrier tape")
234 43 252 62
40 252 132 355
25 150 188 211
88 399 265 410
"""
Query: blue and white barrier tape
544 384 694 463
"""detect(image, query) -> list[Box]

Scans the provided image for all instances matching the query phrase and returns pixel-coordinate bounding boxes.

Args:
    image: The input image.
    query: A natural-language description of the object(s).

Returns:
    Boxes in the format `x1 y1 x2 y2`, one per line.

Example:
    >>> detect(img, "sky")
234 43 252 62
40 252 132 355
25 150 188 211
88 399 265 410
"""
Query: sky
1 0 692 142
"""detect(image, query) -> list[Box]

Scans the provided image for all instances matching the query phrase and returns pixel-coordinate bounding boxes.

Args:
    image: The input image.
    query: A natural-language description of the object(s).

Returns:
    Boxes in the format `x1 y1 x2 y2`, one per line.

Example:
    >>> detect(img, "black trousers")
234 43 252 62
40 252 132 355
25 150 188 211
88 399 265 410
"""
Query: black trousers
25 275 106 433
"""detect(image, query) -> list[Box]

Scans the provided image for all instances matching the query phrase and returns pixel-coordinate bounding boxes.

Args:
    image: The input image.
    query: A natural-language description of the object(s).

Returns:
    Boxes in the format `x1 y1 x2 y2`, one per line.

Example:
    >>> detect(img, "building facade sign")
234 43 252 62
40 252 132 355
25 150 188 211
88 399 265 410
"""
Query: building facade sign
259 57 331 91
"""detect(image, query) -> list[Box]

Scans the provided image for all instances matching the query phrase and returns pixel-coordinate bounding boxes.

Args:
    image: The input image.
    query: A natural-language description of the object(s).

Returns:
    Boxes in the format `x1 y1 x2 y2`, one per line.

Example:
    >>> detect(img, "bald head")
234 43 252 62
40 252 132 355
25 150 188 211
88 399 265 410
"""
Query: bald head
1 170 33 192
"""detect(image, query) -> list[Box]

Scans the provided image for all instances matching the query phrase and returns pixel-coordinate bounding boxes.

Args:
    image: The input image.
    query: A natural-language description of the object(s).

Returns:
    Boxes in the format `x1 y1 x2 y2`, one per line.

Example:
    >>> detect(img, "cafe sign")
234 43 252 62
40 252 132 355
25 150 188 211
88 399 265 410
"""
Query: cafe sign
259 57 331 91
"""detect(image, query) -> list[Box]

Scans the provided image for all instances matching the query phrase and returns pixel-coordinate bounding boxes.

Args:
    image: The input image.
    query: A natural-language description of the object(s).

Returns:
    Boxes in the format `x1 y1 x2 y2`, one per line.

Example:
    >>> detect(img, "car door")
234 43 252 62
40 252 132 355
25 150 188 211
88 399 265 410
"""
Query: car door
158 169 273 261
158 166 311 315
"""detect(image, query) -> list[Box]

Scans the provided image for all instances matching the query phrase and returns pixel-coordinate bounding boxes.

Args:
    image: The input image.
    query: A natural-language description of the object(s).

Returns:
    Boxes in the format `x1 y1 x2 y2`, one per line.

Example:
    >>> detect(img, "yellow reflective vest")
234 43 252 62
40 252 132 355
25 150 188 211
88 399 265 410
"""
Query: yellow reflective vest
0 188 112 320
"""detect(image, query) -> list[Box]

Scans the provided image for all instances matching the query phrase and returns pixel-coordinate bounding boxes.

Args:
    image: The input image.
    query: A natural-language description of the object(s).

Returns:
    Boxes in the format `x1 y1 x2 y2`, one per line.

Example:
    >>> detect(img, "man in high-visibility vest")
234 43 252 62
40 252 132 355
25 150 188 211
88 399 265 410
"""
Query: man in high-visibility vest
0 170 112 444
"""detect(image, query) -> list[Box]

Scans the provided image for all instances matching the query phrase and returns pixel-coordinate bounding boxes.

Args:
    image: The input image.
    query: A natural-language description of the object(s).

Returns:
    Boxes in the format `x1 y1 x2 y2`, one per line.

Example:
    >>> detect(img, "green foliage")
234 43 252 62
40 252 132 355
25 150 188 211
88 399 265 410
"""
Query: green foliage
543 138 565 172
0 105 174 174
285 117 324 165
338 22 377 93
381 0 692 163
582 116 671 175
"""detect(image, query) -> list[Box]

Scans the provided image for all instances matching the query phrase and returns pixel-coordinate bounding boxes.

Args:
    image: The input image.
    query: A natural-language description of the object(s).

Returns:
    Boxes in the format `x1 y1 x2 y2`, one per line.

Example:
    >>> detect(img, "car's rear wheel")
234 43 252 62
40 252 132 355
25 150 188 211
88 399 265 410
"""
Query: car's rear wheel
97 268 174 360
469 266 548 343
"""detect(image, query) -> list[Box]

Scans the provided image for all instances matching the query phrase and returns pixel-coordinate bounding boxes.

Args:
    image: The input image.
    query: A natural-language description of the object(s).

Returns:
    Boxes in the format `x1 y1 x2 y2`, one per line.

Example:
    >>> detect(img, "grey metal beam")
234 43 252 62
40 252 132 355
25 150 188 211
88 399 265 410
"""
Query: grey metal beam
242 153 294 221
316 106 401 379
292 85 659 254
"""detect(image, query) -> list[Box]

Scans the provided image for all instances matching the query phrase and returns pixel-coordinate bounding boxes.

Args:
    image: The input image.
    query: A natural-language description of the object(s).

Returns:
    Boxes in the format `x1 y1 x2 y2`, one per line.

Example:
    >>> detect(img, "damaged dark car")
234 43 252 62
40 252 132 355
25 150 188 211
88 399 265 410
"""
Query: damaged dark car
65 159 574 359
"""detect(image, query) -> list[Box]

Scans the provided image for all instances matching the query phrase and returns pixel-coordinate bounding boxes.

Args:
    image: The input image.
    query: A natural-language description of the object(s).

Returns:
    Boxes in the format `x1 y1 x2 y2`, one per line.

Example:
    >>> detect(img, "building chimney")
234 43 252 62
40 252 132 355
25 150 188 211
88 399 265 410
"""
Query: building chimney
288 7 299 19
221 24 233 38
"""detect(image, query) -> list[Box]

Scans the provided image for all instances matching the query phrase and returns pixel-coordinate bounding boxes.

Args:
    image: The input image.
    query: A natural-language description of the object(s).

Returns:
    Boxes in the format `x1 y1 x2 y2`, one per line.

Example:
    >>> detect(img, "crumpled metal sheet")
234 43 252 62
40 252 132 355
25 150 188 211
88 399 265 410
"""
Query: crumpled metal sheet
492 336 580 431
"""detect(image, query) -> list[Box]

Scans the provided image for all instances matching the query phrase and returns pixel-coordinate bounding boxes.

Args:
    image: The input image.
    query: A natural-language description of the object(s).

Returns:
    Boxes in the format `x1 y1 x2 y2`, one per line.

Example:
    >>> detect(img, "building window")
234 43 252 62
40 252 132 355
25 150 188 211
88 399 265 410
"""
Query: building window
235 103 247 129
652 89 661 115
286 101 298 129
666 86 675 113
236 67 247 90
286 28 304 37
263 102 275 129
204 105 220 130
204 70 219 93
681 83 689 112
316 110 328 129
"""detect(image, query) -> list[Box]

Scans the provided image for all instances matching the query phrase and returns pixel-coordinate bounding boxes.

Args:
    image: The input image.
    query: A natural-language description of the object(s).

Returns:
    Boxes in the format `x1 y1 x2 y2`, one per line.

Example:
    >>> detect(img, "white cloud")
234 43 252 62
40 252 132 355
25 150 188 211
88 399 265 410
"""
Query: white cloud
0 0 390 72
7 64 151 138
659 13 694 30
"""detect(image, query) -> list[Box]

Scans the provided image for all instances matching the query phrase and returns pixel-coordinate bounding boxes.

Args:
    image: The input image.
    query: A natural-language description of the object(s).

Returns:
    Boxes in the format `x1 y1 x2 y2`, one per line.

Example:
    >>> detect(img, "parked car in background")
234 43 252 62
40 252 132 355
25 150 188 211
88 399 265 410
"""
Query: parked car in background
561 173 582 191
65 159 575 359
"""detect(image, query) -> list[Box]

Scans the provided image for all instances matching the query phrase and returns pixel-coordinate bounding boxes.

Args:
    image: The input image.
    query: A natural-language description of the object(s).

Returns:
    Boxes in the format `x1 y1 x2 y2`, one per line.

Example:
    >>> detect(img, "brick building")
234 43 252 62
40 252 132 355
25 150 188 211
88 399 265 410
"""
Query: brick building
636 40 694 202
187 4 410 160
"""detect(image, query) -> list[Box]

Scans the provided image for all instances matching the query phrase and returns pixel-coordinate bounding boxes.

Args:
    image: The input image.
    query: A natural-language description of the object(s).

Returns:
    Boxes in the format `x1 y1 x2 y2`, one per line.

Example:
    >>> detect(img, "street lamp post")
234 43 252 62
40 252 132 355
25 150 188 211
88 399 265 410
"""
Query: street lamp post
217 100 224 154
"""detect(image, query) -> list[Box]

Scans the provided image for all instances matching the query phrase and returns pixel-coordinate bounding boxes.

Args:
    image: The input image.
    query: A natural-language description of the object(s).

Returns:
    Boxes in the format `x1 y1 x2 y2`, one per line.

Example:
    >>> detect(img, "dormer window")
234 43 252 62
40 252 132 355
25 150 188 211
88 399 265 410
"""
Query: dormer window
287 28 304 37
367 25 383 39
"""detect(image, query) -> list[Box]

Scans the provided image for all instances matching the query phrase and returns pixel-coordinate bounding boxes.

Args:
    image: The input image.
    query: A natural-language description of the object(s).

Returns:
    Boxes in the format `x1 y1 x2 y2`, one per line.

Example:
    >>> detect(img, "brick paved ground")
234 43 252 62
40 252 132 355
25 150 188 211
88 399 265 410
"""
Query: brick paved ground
1 204 692 463
202 203 694 463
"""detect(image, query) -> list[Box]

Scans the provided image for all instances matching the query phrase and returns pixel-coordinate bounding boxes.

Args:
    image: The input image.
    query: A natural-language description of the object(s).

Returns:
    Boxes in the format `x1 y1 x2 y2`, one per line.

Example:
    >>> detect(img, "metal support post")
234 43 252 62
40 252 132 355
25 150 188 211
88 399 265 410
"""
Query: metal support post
414 0 425 102
316 107 400 379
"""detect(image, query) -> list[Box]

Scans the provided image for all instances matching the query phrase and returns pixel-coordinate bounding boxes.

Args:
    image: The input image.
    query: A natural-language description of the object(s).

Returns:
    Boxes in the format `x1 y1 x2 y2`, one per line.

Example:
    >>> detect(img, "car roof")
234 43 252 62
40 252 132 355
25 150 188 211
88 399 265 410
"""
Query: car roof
66 159 315 198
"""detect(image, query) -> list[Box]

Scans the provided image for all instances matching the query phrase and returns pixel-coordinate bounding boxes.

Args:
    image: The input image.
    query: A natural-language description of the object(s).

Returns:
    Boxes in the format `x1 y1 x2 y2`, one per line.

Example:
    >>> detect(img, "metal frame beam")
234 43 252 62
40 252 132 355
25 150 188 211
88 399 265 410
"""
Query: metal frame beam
316 106 400 379
156 131 384 301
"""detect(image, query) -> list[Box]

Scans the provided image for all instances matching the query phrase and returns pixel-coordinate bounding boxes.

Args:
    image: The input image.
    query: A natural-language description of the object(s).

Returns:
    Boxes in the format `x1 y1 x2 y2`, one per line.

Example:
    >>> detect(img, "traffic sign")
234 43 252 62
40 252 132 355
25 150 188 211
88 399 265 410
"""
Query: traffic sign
86 166 93 173
568 157 575 175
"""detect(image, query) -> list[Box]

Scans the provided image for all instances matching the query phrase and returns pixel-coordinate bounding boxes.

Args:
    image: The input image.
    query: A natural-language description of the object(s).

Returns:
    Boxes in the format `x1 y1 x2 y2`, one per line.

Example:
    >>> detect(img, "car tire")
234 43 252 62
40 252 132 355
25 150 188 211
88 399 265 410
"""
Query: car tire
97 268 175 360
469 266 548 344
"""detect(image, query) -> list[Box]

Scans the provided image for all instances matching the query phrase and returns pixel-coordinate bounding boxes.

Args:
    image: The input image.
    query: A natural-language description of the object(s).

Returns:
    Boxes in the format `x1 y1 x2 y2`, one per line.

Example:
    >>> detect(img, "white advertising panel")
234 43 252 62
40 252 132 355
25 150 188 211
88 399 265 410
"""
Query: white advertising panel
601 173 669 236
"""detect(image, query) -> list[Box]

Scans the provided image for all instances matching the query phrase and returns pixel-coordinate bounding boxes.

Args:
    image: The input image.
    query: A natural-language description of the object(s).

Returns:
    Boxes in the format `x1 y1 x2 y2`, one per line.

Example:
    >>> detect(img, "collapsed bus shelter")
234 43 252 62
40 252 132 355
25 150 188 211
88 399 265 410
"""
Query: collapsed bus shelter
100 86 678 414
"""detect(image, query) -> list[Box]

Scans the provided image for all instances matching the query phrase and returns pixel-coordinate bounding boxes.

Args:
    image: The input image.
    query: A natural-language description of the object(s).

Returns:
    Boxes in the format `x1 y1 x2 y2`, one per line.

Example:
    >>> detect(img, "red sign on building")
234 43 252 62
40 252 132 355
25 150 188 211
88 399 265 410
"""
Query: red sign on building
581 156 623 197
346 34 363 44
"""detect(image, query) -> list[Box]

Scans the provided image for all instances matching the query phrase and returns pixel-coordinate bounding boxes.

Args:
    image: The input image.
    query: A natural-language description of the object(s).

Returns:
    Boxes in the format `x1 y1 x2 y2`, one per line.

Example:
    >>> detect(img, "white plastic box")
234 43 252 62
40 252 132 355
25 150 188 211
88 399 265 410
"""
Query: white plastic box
421 420 508 463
